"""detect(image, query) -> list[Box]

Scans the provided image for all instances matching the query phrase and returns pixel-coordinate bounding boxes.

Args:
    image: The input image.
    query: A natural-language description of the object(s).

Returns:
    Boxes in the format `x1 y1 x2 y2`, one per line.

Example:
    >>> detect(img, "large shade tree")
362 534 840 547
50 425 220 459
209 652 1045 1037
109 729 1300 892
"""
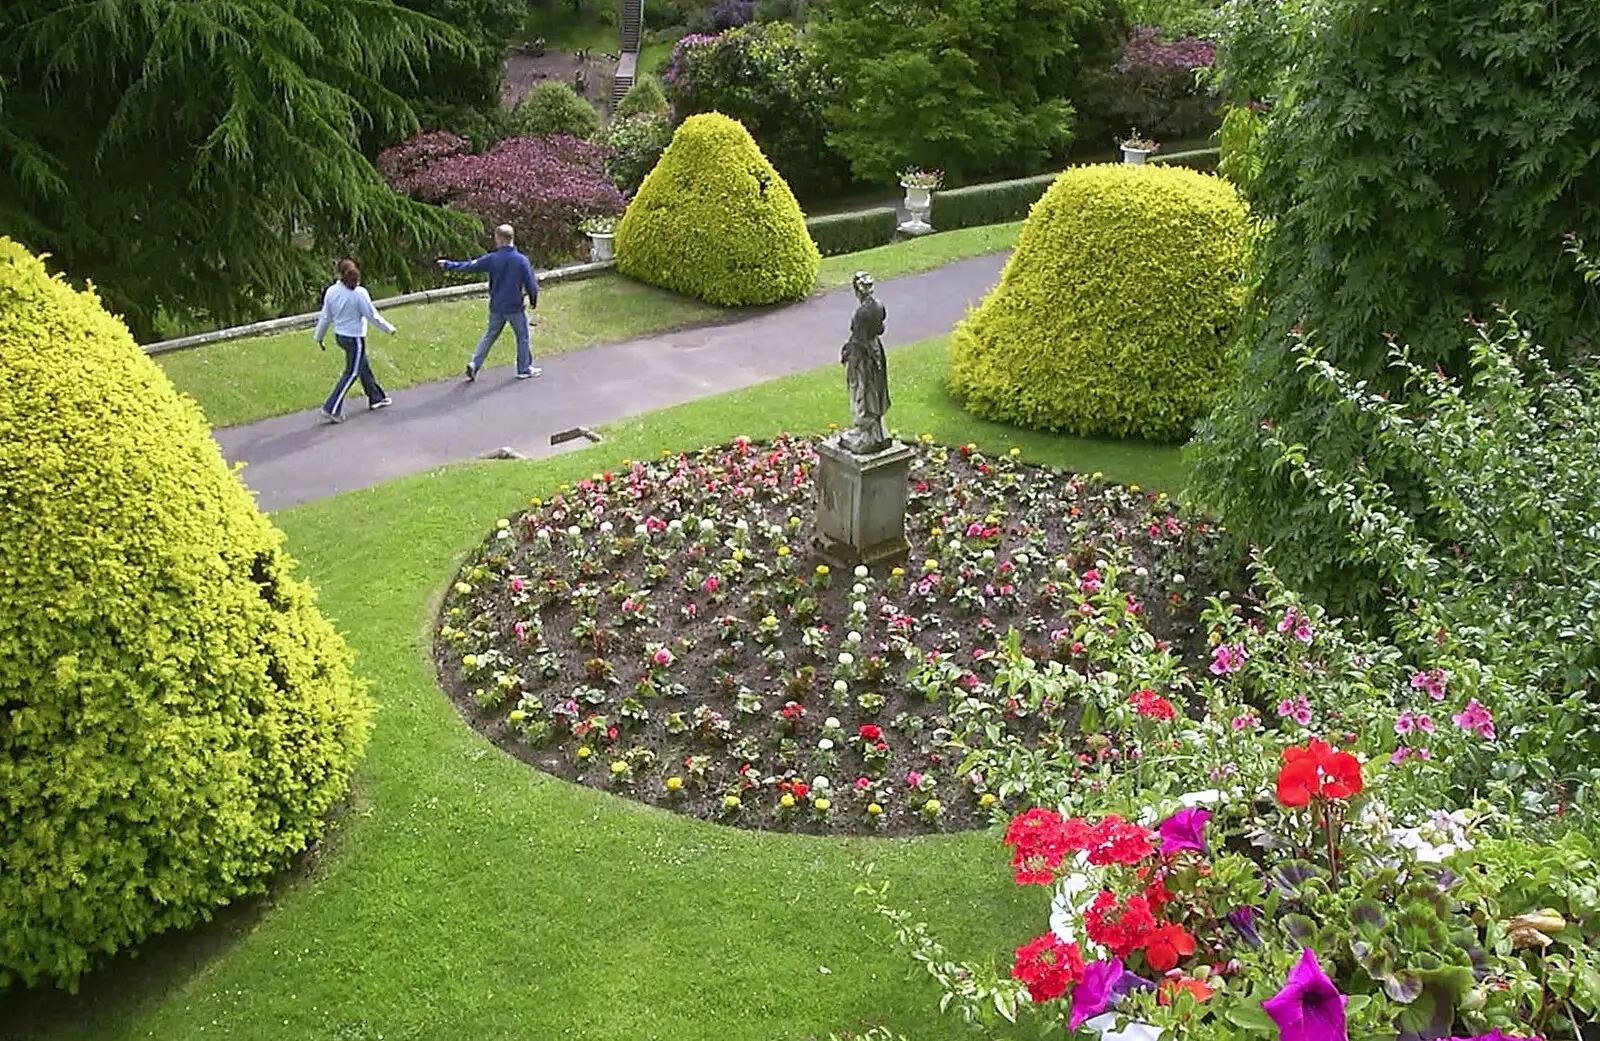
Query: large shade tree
0 0 483 340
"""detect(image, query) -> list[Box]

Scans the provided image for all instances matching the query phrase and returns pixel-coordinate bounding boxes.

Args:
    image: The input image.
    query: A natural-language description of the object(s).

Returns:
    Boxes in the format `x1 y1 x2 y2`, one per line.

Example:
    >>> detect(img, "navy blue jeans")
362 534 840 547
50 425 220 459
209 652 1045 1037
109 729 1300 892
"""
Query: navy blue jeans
323 335 386 416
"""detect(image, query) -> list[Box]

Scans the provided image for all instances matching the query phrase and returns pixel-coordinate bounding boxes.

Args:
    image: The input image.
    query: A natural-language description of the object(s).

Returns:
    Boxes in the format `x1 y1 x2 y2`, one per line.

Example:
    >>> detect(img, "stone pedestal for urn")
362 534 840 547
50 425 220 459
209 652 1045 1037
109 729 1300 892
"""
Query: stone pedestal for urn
813 436 914 568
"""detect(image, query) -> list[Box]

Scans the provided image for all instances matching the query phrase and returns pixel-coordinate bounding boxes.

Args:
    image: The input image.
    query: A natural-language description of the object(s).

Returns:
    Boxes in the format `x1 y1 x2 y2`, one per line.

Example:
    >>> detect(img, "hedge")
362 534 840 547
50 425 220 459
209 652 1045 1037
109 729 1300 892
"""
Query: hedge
616 113 819 306
929 173 1060 232
948 163 1250 441
805 207 899 257
0 239 371 988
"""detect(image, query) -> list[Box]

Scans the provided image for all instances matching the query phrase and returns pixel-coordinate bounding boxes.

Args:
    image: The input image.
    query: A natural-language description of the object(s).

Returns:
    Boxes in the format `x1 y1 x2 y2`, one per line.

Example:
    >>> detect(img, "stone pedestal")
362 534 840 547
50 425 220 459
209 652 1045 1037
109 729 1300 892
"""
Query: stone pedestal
812 437 914 568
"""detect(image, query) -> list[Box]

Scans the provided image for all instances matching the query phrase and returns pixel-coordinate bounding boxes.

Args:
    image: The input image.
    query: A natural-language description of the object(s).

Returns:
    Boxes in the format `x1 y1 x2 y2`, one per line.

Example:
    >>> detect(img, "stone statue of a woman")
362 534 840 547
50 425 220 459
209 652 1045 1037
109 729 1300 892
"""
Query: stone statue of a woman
839 271 890 454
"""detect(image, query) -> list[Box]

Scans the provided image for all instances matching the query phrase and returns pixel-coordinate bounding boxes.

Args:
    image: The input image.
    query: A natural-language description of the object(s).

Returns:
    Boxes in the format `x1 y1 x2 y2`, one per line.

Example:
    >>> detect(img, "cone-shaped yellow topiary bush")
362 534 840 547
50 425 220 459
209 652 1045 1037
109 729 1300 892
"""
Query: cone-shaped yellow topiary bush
0 239 371 989
948 164 1251 441
616 112 819 306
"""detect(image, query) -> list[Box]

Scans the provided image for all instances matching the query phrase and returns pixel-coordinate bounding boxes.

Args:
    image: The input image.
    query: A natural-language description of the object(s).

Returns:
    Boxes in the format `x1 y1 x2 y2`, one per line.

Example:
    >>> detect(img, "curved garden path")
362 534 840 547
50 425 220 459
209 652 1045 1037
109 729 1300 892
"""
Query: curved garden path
215 253 1008 510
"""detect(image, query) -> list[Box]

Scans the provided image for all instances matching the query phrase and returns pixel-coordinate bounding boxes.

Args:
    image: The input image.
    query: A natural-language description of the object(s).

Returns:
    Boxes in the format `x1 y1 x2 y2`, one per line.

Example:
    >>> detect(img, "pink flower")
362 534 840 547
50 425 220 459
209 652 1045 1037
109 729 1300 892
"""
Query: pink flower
1452 698 1496 740
510 577 525 593
703 575 720 593
1209 642 1247 675
1410 668 1448 701
906 771 923 787
1275 695 1312 727
1078 569 1102 594
652 647 674 667
1231 712 1259 731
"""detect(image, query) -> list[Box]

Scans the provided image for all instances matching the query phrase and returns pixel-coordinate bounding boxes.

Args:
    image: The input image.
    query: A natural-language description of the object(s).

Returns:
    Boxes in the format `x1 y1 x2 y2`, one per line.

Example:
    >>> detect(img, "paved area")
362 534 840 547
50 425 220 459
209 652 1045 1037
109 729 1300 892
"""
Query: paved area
215 253 1008 510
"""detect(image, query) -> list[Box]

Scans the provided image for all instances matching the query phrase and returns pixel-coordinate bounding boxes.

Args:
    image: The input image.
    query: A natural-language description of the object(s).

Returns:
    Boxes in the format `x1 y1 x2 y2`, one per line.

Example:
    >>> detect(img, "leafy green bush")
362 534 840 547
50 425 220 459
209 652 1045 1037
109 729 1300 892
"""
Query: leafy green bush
613 76 668 119
809 0 1125 184
0 239 371 989
929 173 1058 232
616 113 819 306
603 113 674 196
1189 0 1600 618
948 163 1249 440
508 80 602 139
660 23 852 200
805 207 898 256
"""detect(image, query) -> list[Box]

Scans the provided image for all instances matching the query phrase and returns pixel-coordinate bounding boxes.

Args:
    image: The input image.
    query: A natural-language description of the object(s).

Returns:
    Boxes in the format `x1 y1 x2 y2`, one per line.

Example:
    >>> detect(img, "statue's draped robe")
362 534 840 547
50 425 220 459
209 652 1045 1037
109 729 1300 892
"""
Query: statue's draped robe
844 296 889 429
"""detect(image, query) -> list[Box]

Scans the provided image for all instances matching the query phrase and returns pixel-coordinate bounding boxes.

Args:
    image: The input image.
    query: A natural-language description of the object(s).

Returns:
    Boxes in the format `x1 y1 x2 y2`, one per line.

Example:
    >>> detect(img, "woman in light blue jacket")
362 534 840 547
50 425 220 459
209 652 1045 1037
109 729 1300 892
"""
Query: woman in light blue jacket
312 262 397 423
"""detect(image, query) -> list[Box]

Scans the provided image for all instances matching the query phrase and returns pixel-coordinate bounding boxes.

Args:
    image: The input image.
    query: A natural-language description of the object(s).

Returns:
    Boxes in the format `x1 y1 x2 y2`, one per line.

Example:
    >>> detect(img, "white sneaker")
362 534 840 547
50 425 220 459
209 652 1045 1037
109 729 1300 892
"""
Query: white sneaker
516 368 543 380
320 409 345 424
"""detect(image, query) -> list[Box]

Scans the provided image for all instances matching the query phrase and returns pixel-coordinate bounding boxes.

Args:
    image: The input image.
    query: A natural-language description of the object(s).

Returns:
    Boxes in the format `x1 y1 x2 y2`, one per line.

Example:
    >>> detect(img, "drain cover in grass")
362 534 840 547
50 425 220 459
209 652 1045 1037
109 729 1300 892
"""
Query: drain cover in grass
435 436 1241 836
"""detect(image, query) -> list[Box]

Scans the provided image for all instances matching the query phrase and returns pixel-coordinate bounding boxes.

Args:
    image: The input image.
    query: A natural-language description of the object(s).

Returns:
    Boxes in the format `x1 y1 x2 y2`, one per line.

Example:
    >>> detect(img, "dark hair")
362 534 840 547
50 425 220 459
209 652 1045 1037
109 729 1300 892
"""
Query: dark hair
336 257 356 274
340 265 360 288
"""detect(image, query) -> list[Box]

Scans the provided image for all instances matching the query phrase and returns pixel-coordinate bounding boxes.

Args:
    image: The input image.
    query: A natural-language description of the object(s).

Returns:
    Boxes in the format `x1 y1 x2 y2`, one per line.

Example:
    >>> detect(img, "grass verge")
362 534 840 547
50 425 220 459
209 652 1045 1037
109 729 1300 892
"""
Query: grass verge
7 341 1183 1041
158 228 1020 430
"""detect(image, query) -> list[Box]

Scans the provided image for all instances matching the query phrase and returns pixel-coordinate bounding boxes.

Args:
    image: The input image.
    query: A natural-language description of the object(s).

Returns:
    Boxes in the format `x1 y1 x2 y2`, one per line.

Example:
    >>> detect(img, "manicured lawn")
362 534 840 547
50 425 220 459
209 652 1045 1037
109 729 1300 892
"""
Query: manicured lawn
157 228 1021 429
10 340 1183 1041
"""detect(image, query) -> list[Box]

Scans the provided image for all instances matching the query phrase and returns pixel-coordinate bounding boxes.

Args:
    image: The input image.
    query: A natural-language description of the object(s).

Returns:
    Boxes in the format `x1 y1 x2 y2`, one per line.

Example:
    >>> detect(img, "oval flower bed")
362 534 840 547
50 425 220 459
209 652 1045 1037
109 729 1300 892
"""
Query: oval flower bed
435 436 1241 835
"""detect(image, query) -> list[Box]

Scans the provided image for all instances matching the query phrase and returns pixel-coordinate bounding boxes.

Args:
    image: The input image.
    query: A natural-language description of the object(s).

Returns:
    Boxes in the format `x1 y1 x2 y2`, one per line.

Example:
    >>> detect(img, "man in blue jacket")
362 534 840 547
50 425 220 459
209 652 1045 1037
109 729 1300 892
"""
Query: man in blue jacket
437 223 542 382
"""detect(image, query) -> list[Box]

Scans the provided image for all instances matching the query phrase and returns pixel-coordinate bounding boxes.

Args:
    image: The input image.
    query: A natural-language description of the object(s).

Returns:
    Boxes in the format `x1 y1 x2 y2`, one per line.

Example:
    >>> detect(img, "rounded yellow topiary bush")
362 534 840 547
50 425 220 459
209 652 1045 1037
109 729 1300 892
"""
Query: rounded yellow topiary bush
0 239 371 989
948 163 1251 441
615 112 819 306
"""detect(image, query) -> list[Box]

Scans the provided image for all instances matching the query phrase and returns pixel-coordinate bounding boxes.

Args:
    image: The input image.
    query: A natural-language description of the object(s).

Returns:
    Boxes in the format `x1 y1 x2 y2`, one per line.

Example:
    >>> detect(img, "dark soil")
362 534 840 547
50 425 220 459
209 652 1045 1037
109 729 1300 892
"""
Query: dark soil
434 436 1243 838
501 46 616 109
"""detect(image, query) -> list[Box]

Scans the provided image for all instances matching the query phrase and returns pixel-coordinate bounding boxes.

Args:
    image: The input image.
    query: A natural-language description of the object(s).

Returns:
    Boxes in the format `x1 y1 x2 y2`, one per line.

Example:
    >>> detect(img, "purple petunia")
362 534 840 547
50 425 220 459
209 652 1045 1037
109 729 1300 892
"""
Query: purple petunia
1263 948 1347 1041
1156 807 1210 856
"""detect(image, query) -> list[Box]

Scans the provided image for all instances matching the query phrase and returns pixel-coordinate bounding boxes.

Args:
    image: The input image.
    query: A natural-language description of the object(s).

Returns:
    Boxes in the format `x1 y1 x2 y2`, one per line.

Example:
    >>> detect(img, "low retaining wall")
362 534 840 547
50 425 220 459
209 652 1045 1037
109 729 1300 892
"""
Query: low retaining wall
141 259 616 356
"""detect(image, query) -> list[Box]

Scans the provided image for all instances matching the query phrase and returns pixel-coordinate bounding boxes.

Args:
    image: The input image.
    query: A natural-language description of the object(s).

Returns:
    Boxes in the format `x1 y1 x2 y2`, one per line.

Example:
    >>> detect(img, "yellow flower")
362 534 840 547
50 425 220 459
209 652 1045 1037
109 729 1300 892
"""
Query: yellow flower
815 564 830 575
665 776 684 792
920 433 934 442
814 797 831 812
1129 484 1141 493
610 761 627 775
777 546 790 557
780 793 796 808
930 526 942 536
508 710 527 723
529 497 543 506
496 518 510 530
923 799 941 814
891 567 904 576
867 802 883 816
1008 447 1021 457
454 581 472 595
576 745 592 759
733 549 745 561
923 559 938 571
1090 471 1104 480
979 793 996 807
723 795 742 809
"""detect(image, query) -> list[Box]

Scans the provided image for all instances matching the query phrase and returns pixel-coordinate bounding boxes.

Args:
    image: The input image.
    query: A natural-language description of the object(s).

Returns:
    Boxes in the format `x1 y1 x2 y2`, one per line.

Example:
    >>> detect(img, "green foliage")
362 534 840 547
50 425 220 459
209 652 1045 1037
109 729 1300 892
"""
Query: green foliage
616 113 819 306
388 0 524 115
0 240 371 989
808 0 1125 184
660 23 852 200
805 207 898 257
929 173 1059 232
0 0 480 341
614 76 669 119
1263 309 1600 783
1188 0 1600 618
603 113 674 195
949 164 1249 440
509 81 603 139
1121 0 1221 36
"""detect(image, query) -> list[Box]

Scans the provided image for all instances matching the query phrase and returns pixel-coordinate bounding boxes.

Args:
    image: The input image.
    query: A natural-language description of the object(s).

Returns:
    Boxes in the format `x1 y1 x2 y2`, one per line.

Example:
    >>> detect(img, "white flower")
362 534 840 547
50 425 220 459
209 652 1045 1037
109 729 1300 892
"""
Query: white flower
634 524 648 537
1172 572 1186 584
567 525 581 537
981 549 995 561
668 519 683 530
852 601 866 614
1134 566 1148 577
1179 789 1225 808
837 653 854 666
847 631 863 644
700 519 715 531
824 716 841 729
817 738 835 751
600 521 613 533
1049 864 1094 943
1056 558 1071 572
812 776 830 790
1083 1014 1163 1041
948 540 963 553
735 519 748 530
854 565 868 578
1014 553 1029 566
832 681 847 694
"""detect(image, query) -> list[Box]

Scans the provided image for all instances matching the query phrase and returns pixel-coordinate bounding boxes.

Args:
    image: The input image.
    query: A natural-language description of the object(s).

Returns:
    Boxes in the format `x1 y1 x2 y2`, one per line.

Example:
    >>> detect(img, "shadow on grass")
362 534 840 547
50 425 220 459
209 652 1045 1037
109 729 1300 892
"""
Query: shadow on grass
0 786 366 1041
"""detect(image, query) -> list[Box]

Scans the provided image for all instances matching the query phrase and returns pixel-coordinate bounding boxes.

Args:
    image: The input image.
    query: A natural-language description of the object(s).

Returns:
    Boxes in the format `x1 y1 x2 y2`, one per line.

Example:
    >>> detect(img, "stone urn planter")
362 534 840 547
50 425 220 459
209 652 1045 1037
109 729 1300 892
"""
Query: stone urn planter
897 169 941 236
1119 131 1158 166
580 217 616 262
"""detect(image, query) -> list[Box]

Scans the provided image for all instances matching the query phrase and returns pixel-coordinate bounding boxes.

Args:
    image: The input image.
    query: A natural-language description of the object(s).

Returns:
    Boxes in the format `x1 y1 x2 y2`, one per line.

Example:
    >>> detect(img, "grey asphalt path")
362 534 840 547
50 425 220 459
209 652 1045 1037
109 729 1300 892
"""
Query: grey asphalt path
214 253 1008 511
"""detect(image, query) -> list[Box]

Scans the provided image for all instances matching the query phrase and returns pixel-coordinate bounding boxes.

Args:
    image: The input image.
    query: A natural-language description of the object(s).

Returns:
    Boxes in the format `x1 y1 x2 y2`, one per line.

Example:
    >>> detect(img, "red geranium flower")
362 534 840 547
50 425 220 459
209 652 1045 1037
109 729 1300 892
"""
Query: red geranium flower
1275 738 1364 807
1159 976 1214 1005
1129 688 1177 721
1011 933 1086 1002
1084 891 1157 957
858 724 882 741
1142 923 1196 973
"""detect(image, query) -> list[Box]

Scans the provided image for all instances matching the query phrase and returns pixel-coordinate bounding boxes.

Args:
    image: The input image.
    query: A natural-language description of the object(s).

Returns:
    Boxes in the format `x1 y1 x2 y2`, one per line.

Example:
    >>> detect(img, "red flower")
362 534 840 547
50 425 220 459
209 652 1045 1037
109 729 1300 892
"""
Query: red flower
1129 688 1176 721
1142 924 1196 973
1011 934 1086 1002
1159 976 1214 1005
858 724 882 742
1275 738 1364 807
1084 815 1156 867
1004 808 1073 885
1084 891 1157 957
